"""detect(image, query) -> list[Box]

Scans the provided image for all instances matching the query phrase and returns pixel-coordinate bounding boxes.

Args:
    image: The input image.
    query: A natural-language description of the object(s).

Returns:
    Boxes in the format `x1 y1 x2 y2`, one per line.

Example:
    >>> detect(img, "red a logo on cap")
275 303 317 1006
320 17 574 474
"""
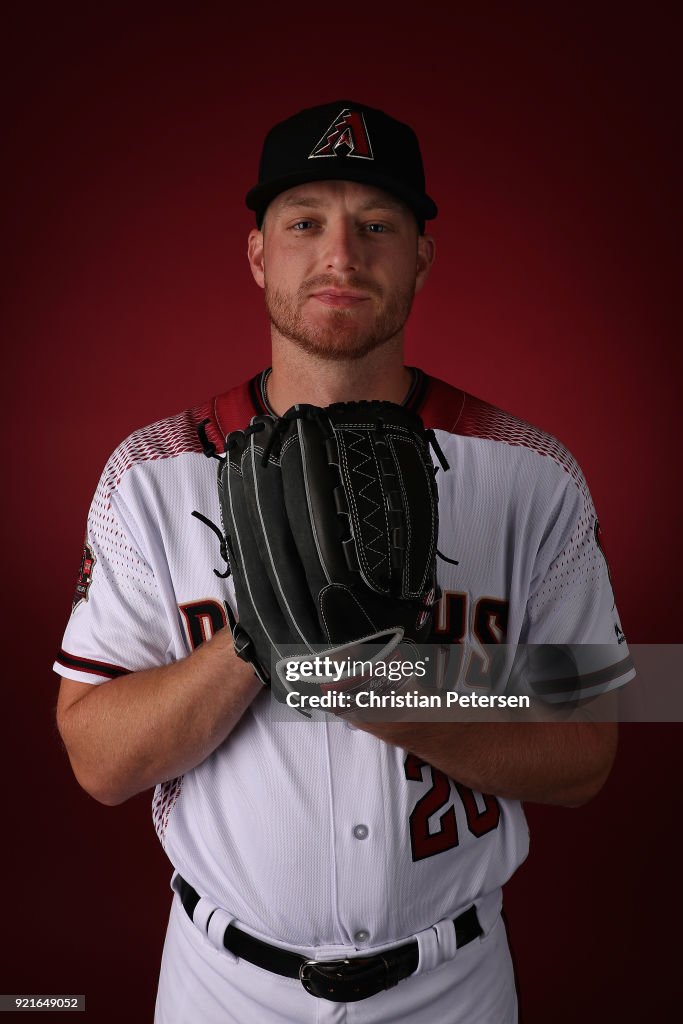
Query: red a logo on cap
309 108 374 160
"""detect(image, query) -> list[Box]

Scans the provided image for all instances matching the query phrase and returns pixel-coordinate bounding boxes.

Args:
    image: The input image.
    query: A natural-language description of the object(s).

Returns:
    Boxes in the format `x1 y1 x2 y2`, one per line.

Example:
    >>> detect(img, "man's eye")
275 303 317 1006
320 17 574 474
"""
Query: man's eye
366 223 388 233
292 220 315 231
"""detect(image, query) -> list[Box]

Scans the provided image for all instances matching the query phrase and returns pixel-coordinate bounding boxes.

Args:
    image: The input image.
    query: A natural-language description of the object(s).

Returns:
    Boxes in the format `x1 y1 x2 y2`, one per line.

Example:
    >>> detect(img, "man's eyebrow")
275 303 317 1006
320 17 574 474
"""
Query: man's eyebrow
277 195 326 209
276 194 405 213
357 197 405 212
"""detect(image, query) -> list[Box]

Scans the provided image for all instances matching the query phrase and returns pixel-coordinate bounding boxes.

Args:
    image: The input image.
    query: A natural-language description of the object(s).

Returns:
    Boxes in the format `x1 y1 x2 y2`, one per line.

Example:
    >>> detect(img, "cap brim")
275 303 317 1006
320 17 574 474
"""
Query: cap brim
245 165 438 222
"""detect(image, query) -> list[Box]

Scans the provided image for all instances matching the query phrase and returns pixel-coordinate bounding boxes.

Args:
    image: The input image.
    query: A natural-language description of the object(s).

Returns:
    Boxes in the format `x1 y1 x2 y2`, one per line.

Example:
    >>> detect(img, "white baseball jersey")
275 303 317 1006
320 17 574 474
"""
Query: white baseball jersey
55 369 633 954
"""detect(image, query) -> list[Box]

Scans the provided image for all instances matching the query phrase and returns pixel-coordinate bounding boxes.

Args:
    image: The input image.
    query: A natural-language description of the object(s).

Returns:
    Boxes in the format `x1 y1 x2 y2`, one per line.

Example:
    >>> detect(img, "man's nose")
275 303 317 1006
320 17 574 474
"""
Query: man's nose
322 218 362 273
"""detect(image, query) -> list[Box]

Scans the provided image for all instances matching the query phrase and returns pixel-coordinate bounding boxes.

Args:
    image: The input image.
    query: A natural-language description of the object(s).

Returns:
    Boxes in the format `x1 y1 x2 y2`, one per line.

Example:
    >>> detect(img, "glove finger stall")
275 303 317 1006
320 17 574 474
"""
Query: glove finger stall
219 427 295 666
244 418 324 647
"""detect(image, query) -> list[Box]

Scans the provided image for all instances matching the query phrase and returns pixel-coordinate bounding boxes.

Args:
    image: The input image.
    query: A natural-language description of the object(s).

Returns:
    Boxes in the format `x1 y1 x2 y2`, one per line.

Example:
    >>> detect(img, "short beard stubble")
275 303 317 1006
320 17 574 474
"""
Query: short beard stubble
264 275 416 363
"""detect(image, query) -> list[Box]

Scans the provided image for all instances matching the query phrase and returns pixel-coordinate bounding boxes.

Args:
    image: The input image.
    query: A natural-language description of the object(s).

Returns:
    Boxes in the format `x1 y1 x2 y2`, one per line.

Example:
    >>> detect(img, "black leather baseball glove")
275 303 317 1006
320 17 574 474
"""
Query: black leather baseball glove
205 400 448 693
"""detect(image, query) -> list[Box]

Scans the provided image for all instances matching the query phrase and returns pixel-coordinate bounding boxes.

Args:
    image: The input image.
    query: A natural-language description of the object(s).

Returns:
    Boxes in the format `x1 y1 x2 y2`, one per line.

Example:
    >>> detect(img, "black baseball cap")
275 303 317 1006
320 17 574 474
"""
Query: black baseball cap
245 100 437 232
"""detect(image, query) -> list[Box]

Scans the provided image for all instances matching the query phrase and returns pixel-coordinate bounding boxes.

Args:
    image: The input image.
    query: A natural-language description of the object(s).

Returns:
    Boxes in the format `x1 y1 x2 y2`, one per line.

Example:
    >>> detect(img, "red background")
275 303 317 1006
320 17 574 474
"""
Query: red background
3 4 681 1021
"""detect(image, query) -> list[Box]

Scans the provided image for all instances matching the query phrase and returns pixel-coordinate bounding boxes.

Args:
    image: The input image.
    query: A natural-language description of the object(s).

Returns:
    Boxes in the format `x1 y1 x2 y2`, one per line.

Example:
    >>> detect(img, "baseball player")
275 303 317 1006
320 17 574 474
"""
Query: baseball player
55 101 633 1023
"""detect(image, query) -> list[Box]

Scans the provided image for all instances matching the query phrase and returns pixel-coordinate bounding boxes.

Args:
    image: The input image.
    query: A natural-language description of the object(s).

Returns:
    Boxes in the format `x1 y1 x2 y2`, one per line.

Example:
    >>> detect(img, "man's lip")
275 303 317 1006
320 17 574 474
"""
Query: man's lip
311 290 370 305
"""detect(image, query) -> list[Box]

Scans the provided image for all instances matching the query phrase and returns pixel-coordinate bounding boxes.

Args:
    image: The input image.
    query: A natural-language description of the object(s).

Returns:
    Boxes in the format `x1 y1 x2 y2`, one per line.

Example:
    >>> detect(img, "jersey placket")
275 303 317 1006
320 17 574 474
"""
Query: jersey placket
324 717 390 950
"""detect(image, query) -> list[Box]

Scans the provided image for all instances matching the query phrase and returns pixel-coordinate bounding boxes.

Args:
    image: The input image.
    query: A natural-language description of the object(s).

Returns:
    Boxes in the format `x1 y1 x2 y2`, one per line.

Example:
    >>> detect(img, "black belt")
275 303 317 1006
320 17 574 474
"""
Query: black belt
176 874 482 1003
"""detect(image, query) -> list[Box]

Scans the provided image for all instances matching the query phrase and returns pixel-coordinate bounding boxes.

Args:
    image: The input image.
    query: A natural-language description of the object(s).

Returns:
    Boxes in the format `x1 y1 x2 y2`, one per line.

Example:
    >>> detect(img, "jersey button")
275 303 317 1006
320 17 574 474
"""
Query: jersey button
354 930 370 944
352 824 369 840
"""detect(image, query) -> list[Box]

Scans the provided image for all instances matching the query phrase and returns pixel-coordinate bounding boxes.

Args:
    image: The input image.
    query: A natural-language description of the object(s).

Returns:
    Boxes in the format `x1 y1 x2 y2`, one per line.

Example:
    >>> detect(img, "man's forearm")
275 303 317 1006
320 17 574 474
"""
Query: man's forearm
57 628 262 805
352 719 618 807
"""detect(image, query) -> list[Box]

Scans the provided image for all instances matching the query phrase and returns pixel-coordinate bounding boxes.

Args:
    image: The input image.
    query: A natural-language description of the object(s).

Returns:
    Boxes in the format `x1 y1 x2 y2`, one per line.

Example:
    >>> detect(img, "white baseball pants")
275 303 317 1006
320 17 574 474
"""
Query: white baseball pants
154 891 517 1023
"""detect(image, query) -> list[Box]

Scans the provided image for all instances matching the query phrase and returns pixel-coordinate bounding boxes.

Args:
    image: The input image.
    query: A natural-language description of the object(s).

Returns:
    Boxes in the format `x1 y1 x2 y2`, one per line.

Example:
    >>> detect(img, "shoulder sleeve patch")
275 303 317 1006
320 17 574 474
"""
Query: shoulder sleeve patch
72 537 96 612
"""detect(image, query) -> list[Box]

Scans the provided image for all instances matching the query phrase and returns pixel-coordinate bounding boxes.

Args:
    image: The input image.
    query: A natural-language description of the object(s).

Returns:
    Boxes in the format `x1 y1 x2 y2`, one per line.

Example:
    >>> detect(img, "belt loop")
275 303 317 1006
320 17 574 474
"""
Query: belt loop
207 908 238 963
192 896 217 935
414 926 440 975
433 918 458 961
414 914 464 976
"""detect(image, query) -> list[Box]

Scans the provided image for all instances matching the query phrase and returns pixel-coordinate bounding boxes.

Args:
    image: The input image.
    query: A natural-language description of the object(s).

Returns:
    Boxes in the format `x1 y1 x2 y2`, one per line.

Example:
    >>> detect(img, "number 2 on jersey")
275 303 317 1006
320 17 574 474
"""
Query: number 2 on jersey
404 754 500 862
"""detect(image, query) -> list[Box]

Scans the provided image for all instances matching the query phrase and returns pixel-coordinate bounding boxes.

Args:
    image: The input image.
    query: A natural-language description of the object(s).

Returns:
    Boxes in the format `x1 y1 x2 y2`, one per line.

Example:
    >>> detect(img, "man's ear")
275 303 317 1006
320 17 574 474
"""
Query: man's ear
247 228 265 289
415 233 436 295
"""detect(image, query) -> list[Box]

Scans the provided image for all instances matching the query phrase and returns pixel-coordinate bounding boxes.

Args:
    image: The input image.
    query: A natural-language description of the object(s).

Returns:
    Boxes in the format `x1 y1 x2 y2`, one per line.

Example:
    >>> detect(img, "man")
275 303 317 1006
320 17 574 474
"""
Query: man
55 101 633 1023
